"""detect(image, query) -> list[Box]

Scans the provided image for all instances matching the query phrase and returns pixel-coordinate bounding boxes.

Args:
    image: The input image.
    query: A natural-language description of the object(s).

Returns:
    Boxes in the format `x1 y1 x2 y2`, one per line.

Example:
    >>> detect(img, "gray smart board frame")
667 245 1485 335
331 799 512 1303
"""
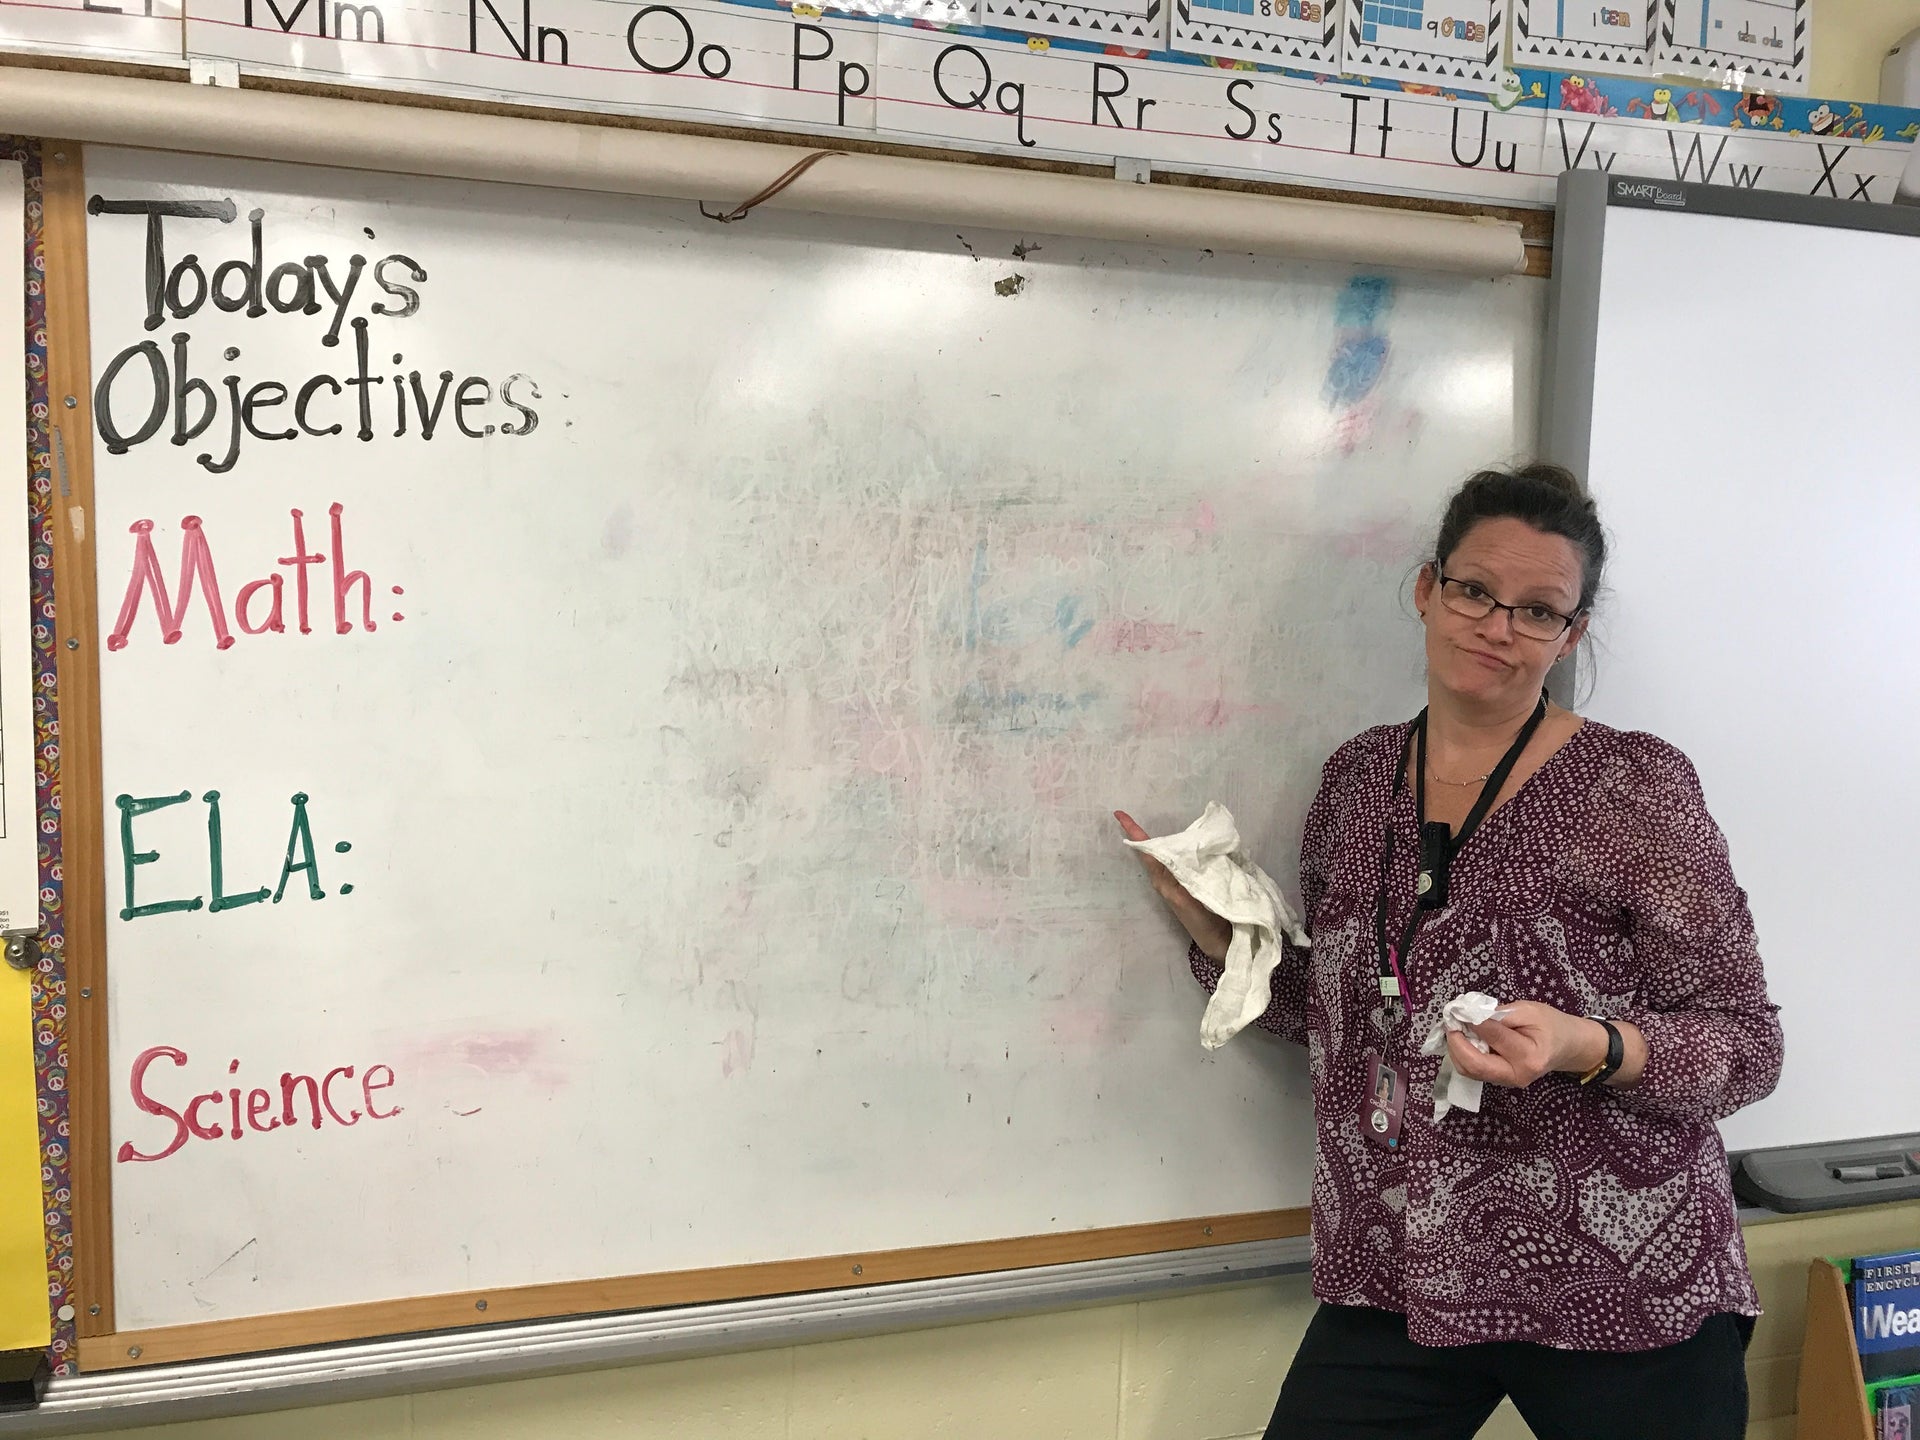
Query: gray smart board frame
1544 170 1920 1212
1544 168 1920 481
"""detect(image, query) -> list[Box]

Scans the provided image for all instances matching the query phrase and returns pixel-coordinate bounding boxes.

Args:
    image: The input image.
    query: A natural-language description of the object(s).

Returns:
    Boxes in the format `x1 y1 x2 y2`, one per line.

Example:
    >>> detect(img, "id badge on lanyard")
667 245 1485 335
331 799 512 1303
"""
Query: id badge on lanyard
1363 694 1546 1152
1362 1049 1407 1150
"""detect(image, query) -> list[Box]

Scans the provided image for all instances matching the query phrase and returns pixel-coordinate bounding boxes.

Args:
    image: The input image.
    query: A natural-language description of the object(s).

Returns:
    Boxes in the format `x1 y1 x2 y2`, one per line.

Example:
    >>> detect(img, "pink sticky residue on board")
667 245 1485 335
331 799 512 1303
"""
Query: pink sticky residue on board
720 1027 755 1078
1051 1007 1111 1047
1091 618 1199 654
1030 751 1071 809
1334 519 1417 565
915 875 1032 931
394 1029 569 1089
850 703 932 788
1130 687 1250 735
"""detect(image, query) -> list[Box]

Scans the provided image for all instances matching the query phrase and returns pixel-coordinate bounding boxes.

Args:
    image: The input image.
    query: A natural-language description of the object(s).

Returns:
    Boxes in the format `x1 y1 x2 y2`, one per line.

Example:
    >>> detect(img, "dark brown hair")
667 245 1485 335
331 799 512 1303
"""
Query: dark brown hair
1433 462 1606 613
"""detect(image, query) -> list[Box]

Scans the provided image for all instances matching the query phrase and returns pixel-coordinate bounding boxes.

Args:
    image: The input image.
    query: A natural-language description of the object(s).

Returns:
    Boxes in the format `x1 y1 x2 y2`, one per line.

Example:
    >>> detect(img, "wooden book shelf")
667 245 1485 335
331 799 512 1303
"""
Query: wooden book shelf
1794 1257 1920 1440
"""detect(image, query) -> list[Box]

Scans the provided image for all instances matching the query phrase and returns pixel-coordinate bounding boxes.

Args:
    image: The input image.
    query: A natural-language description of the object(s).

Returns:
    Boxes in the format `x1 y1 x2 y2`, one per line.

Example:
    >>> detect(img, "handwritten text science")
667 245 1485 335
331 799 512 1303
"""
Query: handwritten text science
119 1046 403 1162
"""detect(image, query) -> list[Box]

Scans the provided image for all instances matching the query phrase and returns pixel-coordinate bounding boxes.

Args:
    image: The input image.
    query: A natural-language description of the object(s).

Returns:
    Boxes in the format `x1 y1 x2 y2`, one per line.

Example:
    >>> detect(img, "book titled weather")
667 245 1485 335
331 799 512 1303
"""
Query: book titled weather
1855 1248 1920 1384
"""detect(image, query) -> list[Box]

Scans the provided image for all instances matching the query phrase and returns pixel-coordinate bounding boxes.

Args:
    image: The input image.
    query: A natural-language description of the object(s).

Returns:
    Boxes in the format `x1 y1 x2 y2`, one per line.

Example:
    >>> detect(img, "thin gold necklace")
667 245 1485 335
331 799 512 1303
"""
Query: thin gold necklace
1427 704 1550 786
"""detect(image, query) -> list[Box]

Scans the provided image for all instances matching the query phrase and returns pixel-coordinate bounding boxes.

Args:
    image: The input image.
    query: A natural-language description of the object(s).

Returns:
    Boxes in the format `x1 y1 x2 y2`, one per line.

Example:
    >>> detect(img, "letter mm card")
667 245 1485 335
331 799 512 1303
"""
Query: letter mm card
1170 0 1342 75
1513 0 1656 76
1343 0 1508 92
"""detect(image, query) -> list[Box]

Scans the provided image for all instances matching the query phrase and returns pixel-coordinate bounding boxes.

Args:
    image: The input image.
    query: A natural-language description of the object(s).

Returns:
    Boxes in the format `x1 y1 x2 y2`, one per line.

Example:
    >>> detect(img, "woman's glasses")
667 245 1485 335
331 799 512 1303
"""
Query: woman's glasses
1434 570 1580 642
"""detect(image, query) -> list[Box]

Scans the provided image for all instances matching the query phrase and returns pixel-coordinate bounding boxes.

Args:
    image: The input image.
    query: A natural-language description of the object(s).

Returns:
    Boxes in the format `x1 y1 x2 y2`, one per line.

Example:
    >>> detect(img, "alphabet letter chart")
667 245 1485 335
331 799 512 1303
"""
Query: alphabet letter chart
0 0 183 67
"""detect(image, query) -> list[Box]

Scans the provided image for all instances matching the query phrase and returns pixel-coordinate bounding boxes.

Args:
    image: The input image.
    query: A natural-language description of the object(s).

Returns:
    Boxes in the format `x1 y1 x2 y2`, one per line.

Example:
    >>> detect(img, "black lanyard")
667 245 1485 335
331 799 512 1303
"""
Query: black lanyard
1373 693 1548 1007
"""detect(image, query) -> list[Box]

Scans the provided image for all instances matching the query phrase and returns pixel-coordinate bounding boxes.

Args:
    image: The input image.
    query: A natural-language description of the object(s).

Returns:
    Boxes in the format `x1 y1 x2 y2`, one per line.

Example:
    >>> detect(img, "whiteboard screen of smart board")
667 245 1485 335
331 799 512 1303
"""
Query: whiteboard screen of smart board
1582 201 1919 1154
85 147 1540 1331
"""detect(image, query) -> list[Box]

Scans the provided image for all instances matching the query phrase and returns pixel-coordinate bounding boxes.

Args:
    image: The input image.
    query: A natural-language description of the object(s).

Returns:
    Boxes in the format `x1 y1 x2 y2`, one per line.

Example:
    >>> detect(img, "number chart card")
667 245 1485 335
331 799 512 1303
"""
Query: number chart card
1513 0 1655 74
979 0 1168 49
1658 0 1807 92
1170 0 1342 74
1342 0 1508 91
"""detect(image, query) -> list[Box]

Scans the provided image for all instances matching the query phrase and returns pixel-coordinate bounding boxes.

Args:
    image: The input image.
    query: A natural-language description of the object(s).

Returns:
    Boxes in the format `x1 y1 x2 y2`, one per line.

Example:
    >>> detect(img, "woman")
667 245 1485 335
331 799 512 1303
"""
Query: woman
1118 464 1781 1440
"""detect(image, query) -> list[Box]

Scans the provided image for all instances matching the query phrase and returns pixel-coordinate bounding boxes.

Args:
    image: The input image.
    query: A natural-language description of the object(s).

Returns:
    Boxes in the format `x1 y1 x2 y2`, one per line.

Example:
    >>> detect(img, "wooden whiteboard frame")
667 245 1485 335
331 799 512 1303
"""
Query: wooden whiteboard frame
44 144 115 1348
41 137 1316 1373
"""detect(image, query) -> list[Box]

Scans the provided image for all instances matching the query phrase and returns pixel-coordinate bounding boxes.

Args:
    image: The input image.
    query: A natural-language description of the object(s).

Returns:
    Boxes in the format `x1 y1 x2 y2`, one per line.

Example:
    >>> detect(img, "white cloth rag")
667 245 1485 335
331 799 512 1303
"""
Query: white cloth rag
1419 991 1503 1120
1124 802 1310 1051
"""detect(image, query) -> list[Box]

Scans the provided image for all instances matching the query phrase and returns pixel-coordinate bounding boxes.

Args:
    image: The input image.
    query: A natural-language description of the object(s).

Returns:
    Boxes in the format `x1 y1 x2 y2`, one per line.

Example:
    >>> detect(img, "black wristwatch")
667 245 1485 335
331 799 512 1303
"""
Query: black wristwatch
1579 1018 1624 1086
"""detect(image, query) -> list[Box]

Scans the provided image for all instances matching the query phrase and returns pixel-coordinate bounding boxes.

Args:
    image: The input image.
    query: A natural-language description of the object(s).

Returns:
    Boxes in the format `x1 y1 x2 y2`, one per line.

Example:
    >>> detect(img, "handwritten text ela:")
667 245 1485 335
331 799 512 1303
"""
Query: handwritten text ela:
117 788 354 921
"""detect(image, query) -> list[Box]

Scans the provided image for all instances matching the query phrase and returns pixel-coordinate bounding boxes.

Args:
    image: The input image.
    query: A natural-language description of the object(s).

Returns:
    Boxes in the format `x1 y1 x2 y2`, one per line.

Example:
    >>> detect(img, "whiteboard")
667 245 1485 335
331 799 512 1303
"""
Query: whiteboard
1571 192 1920 1153
83 146 1541 1331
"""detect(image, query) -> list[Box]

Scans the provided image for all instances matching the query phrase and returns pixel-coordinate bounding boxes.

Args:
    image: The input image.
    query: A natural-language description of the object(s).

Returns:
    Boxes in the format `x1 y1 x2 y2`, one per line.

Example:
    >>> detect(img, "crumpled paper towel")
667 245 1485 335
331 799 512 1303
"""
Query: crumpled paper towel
1419 991 1503 1120
1124 802 1309 1051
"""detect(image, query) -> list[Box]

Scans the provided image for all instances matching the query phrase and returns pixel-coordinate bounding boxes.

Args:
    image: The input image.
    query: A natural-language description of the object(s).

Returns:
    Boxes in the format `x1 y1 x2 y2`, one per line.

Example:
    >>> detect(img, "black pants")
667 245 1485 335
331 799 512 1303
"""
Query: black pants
1263 1303 1754 1440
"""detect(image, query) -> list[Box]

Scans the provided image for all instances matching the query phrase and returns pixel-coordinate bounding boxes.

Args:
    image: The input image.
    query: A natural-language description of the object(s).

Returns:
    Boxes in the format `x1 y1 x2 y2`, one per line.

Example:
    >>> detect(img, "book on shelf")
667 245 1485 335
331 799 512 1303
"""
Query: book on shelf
1876 1381 1913 1440
1853 1247 1920 1386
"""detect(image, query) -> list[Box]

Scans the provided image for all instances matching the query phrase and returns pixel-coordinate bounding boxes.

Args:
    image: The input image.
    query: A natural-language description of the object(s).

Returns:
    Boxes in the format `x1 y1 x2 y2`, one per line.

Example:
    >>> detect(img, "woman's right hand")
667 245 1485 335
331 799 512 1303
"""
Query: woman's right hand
1114 811 1233 961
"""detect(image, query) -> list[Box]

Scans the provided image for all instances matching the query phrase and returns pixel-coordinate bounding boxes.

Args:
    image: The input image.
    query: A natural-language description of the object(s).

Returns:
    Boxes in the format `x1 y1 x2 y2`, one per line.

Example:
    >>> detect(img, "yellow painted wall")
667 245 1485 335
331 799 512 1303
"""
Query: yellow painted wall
1814 0 1920 100
51 1202 1920 1440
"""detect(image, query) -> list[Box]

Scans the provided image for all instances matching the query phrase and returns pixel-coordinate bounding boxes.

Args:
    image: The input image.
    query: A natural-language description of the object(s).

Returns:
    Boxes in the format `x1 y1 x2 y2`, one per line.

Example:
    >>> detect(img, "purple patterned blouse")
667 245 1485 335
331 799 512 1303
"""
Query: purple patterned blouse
1191 719 1782 1352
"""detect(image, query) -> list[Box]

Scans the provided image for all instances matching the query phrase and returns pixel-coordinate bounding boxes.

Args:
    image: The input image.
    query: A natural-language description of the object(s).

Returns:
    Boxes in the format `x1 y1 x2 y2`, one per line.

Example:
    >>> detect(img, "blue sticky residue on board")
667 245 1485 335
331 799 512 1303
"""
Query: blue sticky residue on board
1055 596 1095 649
1334 275 1394 329
1324 276 1396 408
965 539 988 650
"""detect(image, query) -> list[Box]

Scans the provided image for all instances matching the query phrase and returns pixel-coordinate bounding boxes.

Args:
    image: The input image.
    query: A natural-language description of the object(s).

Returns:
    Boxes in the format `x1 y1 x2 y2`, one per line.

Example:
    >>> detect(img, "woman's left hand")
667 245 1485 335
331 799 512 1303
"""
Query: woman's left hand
1444 1001 1606 1088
